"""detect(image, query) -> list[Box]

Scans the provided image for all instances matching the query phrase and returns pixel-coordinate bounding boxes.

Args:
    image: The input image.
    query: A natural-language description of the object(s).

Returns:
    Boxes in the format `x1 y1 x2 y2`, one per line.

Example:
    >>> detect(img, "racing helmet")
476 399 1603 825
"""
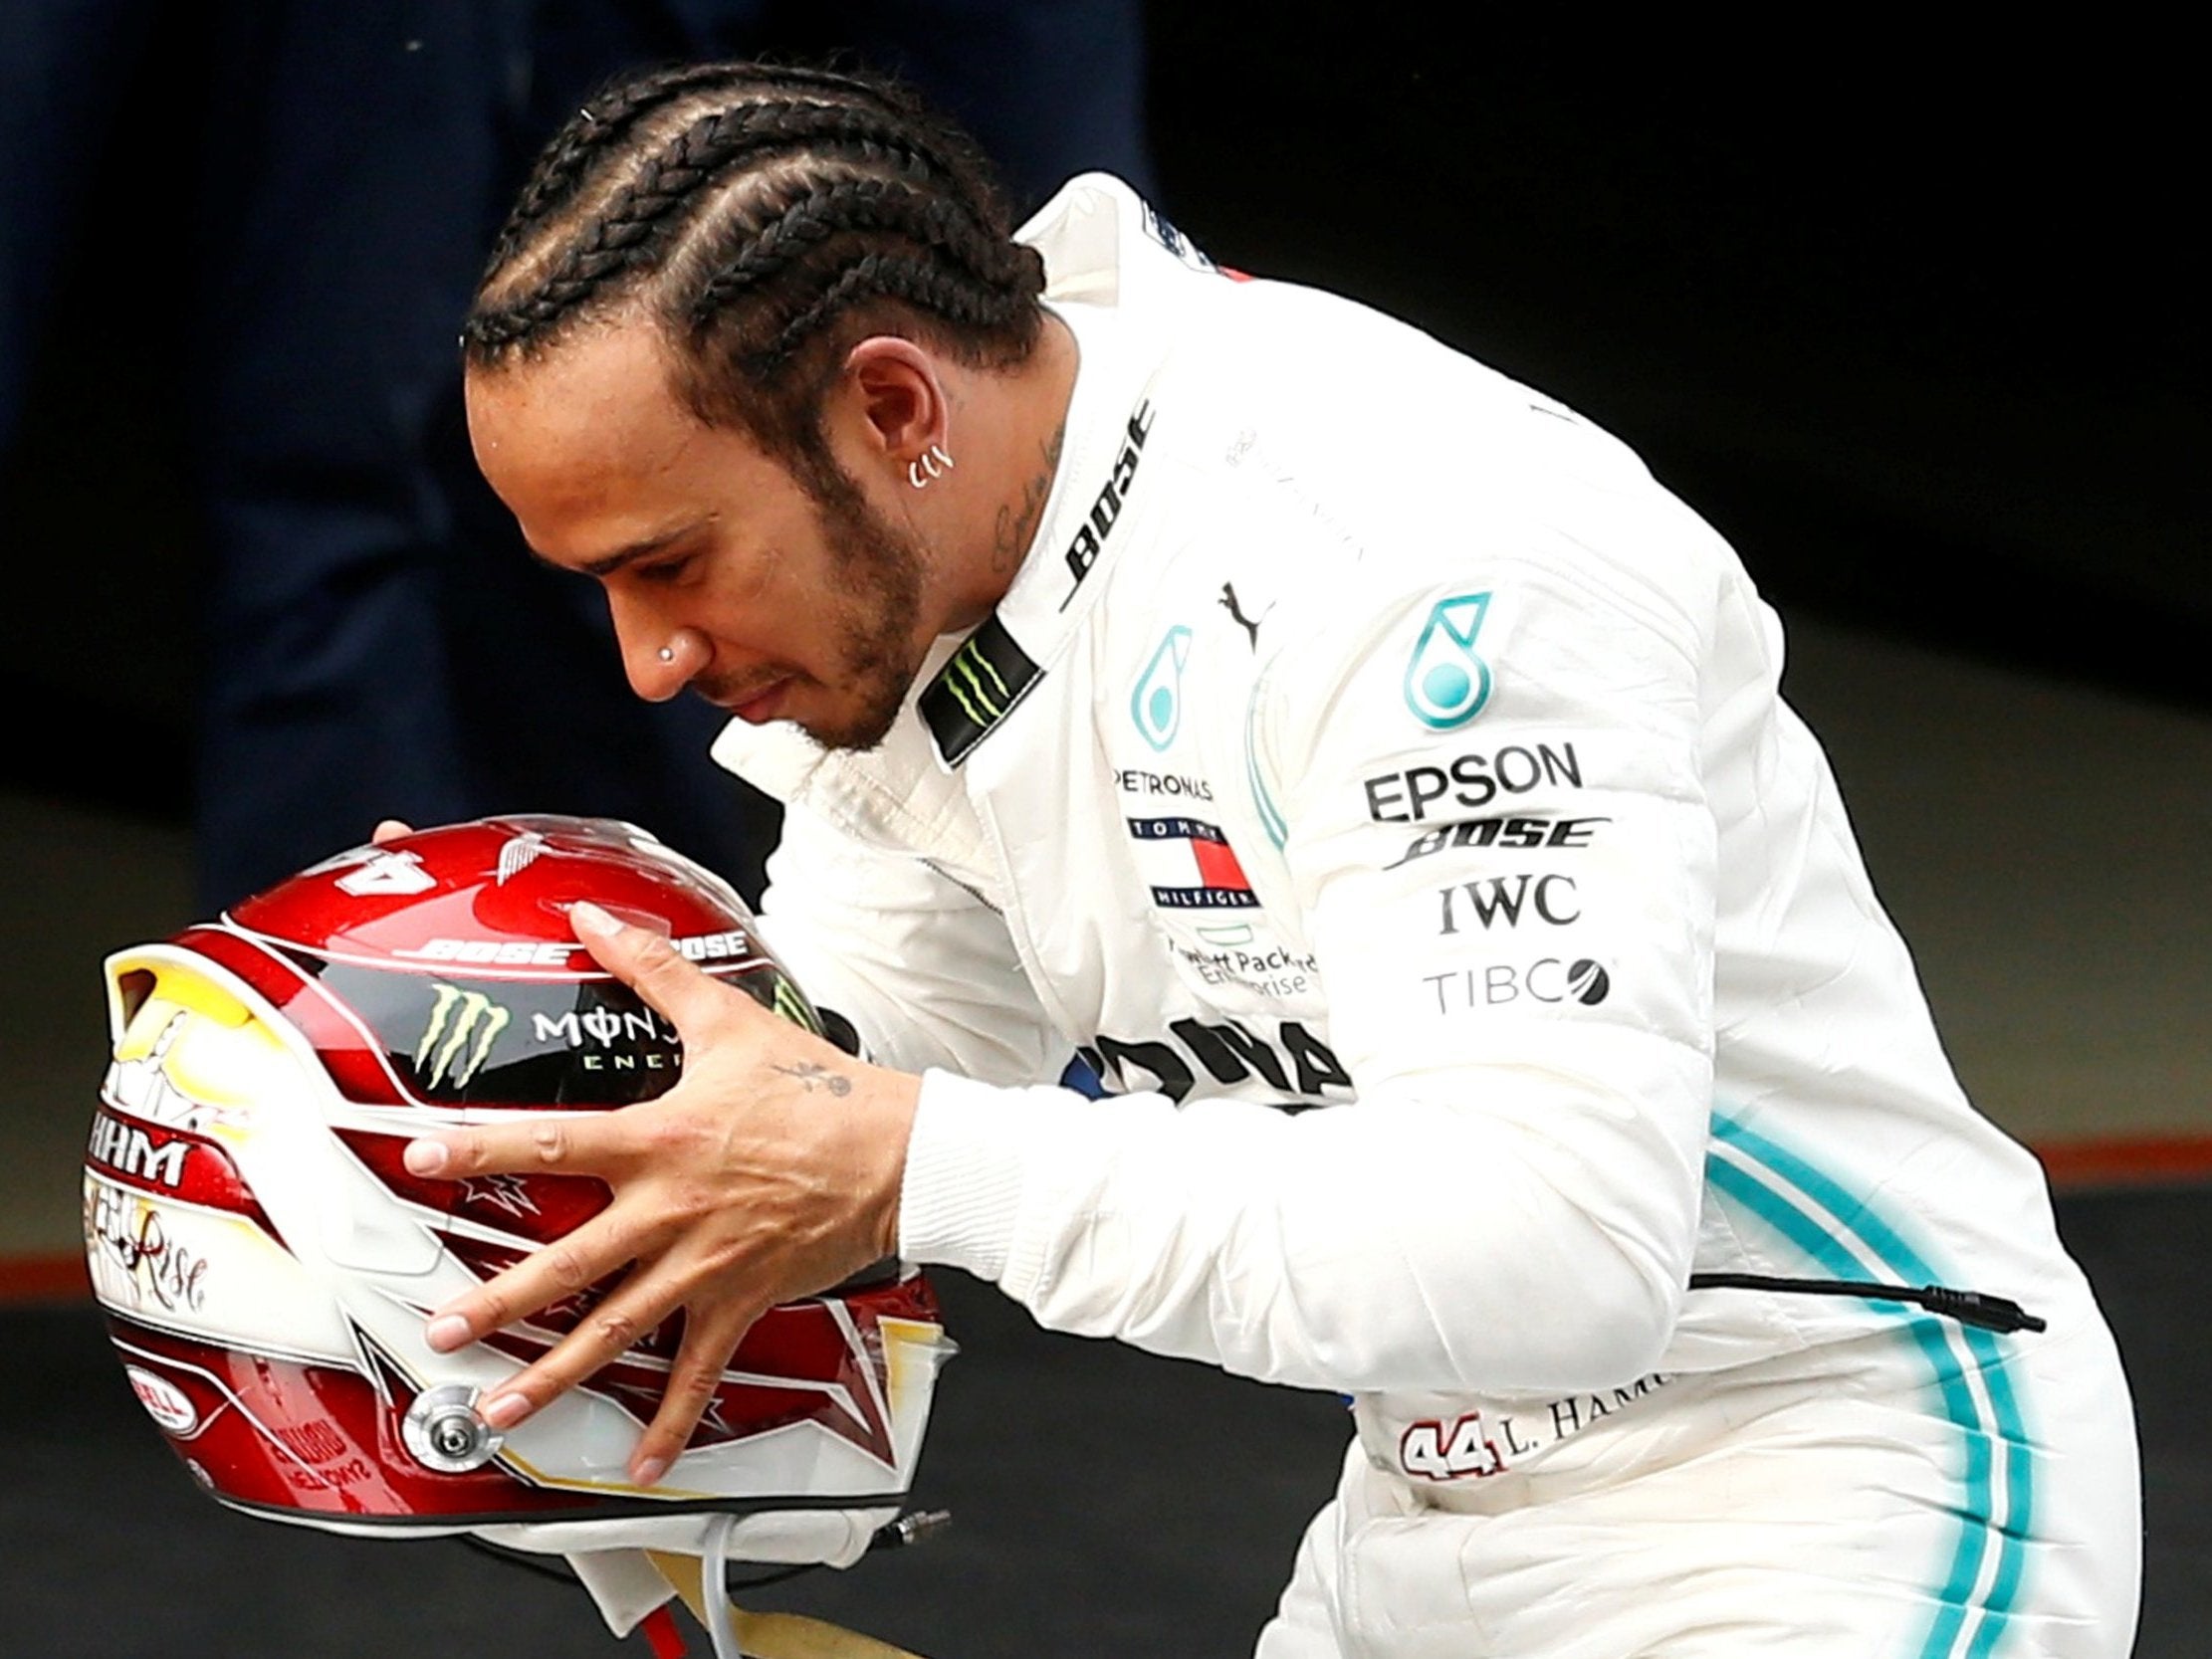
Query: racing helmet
86 815 950 1633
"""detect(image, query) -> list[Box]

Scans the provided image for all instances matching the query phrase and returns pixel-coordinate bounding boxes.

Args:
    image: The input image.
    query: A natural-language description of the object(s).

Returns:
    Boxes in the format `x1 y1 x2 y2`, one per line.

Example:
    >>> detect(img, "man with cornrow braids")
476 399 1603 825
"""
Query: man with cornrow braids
468 60 1053 532
404 57 2141 1657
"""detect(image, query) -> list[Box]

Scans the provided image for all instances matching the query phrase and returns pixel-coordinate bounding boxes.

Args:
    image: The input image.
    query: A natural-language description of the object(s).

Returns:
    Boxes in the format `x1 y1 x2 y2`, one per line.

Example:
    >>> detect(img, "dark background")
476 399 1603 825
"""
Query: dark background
2 10 2198 1656
1140 21 2204 709
3 13 2203 825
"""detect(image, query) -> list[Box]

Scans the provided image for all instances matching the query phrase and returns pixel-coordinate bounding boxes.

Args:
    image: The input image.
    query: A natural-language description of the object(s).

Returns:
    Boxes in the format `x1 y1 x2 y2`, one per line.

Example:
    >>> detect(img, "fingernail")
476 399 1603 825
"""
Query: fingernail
632 1454 668 1487
568 900 618 938
424 1315 470 1351
402 1140 449 1176
481 1391 530 1429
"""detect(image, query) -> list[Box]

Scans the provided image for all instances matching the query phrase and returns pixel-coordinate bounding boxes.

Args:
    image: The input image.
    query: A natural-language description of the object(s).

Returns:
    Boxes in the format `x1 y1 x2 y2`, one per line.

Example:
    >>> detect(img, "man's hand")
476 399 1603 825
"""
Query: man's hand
402 899 920 1486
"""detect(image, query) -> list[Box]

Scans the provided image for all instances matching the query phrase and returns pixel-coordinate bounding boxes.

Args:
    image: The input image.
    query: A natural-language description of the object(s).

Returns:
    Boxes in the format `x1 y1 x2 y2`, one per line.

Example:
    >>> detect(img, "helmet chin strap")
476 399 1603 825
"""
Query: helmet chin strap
645 1547 930 1659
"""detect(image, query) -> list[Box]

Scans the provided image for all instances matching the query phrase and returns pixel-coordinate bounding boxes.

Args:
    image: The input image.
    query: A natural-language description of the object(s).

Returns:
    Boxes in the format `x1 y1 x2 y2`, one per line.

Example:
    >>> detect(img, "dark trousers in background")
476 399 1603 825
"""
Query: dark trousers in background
1 0 1153 913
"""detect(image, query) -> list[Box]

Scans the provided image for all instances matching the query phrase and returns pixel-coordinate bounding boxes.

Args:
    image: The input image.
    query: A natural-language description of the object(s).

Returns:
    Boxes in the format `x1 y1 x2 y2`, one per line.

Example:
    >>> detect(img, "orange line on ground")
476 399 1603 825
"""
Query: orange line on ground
2034 1133 2212 1188
4 1135 2209 1307
0 1252 88 1304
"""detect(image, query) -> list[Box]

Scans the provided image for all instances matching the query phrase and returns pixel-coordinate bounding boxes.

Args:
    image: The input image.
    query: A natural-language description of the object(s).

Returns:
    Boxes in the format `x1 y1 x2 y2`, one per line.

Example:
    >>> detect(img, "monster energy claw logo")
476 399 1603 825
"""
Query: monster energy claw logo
1403 592 1494 729
414 984 510 1089
942 637 1013 726
772 974 824 1035
919 614 1041 765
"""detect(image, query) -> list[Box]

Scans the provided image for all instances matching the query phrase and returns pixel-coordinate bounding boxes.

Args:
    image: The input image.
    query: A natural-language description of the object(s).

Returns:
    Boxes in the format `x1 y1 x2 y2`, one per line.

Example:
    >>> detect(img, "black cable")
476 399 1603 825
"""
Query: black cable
725 1559 824 1591
454 1535 828 1598
459 1535 585 1583
455 1509 955 1596
1687 1272 2046 1334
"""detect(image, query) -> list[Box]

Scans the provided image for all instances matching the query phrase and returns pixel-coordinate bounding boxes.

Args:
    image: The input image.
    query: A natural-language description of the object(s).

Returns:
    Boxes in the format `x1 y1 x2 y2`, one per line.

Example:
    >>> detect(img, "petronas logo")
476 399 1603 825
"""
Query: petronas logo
1132 626 1193 751
415 984 510 1089
1403 593 1493 729
941 637 1013 726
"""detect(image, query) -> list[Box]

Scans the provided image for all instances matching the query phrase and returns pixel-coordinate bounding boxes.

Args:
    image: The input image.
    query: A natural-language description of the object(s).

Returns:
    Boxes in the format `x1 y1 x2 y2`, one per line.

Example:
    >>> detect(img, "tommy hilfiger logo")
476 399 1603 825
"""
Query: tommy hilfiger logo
1128 815 1257 910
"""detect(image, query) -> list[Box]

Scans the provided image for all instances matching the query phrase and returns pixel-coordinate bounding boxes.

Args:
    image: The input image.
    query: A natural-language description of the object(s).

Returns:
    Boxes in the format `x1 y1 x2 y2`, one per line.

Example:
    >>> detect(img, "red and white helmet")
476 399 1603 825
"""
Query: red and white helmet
86 815 950 1634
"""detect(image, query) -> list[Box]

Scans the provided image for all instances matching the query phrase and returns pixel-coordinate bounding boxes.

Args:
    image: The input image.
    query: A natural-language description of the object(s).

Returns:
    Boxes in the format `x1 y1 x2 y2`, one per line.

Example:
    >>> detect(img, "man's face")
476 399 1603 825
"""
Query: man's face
465 322 935 751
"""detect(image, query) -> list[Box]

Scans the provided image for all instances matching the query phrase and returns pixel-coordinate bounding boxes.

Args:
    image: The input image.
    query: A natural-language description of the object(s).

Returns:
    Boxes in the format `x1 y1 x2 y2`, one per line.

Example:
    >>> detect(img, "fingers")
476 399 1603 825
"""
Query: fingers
631 1303 760 1485
463 1270 687 1446
569 899 757 1037
371 818 415 845
429 1241 762 1490
424 1198 647 1353
405 1109 627 1184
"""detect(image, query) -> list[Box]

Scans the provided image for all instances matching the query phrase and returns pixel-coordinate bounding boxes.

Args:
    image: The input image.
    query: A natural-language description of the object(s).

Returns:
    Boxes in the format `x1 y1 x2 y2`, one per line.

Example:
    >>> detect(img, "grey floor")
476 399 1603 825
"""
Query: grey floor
0 1188 2198 1658
2 613 2206 1654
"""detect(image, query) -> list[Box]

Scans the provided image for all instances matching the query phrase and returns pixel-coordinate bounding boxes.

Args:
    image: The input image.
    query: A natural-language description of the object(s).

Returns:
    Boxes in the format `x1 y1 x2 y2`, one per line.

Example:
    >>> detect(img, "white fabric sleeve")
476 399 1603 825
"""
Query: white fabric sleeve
900 544 1719 1398
756 797 1066 1088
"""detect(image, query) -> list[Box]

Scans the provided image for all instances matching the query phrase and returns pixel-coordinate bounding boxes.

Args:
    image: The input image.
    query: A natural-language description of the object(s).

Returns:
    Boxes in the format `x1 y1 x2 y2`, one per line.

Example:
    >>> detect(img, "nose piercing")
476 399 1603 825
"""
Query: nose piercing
657 645 676 663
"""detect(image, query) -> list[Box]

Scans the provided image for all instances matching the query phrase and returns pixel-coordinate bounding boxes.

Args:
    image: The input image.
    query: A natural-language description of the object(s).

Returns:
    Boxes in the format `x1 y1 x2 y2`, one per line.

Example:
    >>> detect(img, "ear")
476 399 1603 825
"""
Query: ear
838 335 946 466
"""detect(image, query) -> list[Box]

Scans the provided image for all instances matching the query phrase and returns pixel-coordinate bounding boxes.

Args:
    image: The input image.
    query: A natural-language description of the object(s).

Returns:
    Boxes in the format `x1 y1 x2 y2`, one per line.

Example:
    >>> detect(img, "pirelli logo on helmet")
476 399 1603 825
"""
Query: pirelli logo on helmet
414 983 511 1089
919 615 1042 767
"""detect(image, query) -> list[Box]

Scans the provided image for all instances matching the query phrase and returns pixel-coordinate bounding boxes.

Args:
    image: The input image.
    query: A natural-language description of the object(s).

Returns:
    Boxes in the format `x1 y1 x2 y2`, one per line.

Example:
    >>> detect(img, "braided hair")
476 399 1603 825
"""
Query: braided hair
464 60 1048 489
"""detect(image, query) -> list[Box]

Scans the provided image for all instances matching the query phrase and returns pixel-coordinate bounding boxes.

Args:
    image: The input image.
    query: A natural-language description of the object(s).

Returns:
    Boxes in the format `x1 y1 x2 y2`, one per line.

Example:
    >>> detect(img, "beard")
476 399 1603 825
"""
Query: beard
813 476 931 751
691 455 932 753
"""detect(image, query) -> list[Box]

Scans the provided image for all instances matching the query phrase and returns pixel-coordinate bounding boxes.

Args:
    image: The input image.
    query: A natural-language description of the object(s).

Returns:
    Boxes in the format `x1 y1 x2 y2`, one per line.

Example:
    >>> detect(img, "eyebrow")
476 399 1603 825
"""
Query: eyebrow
531 527 695 579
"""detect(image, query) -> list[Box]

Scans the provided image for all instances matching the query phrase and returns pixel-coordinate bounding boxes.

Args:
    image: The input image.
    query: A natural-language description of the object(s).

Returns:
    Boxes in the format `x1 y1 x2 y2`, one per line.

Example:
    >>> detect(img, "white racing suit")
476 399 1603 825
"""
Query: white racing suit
711 175 2141 1656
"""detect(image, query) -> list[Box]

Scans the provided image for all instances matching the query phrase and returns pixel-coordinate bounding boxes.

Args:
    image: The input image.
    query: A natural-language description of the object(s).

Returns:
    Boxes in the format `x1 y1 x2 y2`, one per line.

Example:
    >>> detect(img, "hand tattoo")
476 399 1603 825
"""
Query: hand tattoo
773 1061 853 1098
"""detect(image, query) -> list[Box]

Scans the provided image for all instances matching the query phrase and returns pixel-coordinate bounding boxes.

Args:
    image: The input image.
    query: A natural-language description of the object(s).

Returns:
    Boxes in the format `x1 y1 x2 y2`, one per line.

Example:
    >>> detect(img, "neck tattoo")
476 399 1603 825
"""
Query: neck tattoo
991 418 1067 575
